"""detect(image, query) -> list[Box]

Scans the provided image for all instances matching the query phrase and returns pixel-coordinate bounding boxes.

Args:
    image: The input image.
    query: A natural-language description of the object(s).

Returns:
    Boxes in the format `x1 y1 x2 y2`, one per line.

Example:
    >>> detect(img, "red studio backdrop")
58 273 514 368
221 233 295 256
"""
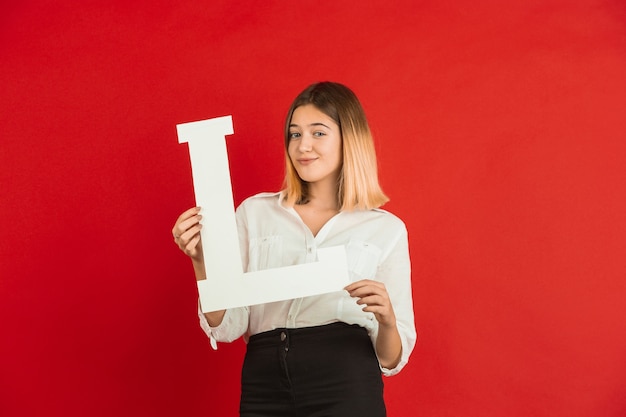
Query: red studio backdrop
1 1 626 416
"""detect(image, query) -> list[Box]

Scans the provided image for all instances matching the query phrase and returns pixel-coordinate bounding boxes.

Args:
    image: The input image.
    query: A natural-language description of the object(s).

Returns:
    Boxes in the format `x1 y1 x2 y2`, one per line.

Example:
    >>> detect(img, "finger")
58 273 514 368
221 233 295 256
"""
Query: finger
362 306 396 327
346 285 388 299
174 206 201 226
355 294 388 307
184 235 202 256
178 221 202 242
360 304 390 316
172 207 201 237
345 279 375 289
174 214 203 239
177 229 202 255
344 279 385 292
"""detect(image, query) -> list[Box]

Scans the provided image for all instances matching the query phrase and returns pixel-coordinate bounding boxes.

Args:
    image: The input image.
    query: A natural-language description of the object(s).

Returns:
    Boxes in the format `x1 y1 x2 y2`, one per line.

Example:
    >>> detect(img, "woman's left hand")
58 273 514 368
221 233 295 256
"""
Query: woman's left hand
344 279 397 328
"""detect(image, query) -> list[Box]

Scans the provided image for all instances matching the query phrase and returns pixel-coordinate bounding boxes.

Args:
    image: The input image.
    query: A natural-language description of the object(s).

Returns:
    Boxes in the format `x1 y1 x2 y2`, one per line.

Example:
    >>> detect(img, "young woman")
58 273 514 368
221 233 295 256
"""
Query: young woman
173 82 416 417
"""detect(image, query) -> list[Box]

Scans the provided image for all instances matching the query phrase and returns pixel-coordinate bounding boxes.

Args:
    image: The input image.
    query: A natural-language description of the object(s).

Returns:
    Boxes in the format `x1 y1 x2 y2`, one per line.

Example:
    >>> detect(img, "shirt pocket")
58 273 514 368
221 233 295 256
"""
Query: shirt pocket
248 235 283 271
345 239 382 280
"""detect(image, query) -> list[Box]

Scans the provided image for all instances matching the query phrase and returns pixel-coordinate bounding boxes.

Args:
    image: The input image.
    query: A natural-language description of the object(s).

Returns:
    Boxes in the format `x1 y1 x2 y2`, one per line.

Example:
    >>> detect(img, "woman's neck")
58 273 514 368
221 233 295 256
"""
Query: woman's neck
294 190 340 237
305 180 339 211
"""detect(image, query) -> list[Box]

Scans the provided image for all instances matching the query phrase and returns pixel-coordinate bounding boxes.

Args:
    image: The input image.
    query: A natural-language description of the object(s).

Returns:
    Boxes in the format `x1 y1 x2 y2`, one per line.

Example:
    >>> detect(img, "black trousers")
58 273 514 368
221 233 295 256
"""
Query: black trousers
240 322 386 417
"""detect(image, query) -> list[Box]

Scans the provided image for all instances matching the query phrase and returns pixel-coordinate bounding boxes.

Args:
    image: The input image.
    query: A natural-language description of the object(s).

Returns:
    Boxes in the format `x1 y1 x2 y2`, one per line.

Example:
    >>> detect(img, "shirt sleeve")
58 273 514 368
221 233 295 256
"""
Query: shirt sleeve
196 199 252 349
373 221 417 376
198 305 250 349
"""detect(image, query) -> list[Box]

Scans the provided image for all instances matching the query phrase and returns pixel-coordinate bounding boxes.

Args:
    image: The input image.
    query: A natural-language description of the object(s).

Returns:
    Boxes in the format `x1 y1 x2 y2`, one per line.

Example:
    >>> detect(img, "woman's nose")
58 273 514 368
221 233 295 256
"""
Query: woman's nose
299 135 313 152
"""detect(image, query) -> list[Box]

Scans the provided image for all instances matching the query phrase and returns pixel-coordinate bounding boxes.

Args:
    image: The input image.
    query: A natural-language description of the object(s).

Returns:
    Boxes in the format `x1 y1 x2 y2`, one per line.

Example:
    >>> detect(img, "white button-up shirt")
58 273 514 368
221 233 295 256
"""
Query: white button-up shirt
199 192 416 376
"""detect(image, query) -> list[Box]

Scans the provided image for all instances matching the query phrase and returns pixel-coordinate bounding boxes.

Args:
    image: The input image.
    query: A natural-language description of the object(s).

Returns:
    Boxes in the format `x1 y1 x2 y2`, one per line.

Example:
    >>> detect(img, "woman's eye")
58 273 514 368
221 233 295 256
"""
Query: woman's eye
313 131 326 137
289 132 301 139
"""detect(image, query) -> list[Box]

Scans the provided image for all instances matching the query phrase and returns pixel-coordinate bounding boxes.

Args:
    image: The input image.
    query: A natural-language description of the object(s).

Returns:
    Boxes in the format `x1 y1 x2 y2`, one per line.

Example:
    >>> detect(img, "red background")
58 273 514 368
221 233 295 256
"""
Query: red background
2 1 626 416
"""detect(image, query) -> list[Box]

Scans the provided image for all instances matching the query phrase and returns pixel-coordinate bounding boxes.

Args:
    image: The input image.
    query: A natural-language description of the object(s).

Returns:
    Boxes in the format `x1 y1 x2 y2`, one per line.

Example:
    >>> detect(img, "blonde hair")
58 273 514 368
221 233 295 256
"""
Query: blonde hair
283 82 389 211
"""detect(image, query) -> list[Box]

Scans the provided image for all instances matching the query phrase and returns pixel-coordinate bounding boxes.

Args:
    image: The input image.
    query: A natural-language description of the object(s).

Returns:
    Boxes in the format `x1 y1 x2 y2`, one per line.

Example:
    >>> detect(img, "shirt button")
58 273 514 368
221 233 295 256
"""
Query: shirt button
280 331 286 341
307 247 313 253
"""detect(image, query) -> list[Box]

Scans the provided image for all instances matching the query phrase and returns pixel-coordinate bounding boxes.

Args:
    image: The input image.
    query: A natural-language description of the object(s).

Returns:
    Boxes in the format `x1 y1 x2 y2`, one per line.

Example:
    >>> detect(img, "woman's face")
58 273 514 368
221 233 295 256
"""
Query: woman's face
287 104 343 188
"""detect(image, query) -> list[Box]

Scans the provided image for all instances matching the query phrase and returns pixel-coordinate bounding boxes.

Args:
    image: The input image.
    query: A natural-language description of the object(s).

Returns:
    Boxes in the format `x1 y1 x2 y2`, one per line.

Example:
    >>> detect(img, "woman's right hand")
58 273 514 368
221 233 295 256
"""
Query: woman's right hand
172 207 203 262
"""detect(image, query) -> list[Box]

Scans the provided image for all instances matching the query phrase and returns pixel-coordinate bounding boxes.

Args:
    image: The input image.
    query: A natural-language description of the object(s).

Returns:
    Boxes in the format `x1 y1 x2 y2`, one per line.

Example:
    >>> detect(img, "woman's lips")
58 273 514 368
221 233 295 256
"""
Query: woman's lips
297 158 317 166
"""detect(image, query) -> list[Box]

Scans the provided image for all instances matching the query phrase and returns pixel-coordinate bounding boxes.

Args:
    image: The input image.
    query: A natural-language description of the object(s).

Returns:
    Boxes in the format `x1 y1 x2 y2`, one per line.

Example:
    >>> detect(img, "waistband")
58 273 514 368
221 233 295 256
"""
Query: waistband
248 322 367 349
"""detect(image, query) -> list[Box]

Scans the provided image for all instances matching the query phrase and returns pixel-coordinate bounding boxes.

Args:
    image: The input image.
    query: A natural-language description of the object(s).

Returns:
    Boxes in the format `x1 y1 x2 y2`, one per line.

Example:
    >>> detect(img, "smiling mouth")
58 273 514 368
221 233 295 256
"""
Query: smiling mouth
297 158 317 165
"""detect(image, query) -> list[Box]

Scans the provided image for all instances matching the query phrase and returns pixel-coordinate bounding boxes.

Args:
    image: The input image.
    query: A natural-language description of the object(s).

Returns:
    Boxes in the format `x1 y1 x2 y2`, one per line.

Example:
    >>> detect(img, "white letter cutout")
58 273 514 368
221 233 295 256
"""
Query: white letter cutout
177 116 350 312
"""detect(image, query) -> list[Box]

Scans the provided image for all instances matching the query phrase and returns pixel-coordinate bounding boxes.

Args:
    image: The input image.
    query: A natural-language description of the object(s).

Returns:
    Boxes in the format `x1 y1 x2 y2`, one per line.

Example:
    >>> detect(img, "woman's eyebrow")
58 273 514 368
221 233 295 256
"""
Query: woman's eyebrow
310 122 331 129
289 122 331 129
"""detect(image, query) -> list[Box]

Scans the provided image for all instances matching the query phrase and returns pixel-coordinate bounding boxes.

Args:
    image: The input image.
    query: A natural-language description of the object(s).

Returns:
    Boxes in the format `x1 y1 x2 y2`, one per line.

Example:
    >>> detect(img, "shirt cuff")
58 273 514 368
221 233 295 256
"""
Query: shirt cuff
198 302 218 350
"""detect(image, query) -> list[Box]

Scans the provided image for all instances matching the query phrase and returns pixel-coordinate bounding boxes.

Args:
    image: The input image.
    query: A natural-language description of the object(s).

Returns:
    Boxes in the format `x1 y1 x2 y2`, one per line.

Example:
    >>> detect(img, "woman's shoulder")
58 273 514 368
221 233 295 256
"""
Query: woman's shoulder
237 191 282 211
348 207 408 232
375 208 407 228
